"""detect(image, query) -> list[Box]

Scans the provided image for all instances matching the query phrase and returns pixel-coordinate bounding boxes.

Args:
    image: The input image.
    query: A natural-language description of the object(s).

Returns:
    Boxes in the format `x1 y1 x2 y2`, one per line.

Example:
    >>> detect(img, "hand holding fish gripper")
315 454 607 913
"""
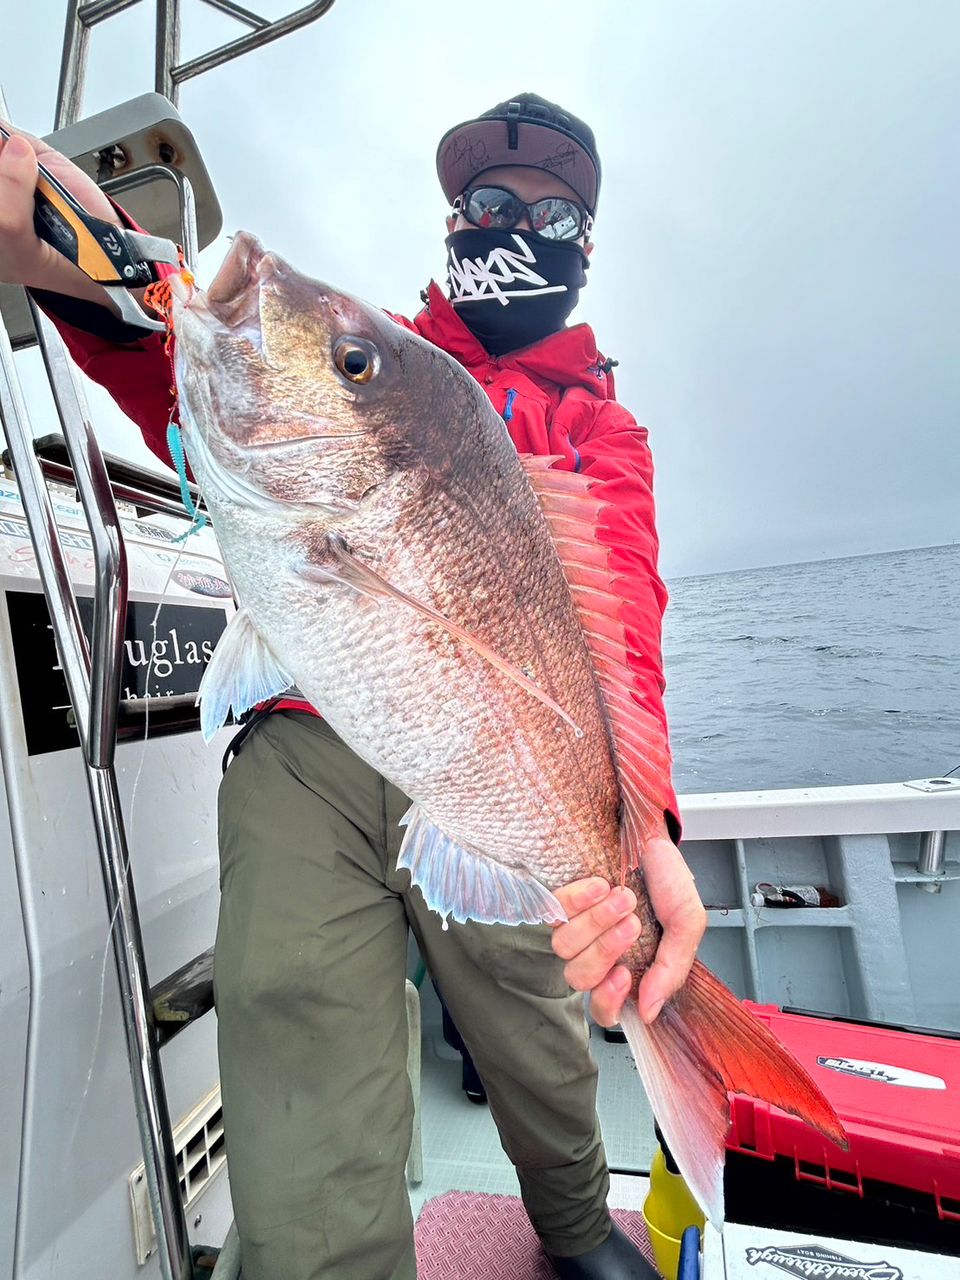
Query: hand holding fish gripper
0 122 182 332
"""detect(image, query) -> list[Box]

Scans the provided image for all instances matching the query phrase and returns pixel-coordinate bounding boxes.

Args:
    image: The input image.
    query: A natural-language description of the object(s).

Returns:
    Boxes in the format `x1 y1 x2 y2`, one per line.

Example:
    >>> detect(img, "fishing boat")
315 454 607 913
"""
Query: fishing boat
1 6 957 1278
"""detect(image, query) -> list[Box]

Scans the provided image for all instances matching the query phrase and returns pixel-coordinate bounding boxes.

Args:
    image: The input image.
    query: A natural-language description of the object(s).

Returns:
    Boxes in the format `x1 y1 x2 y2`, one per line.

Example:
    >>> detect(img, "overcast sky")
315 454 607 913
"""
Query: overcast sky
3 0 958 577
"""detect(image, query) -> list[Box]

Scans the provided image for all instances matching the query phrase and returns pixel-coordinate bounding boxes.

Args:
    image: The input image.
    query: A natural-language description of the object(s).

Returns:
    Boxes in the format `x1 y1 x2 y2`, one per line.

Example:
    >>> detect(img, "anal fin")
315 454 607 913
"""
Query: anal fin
398 805 566 927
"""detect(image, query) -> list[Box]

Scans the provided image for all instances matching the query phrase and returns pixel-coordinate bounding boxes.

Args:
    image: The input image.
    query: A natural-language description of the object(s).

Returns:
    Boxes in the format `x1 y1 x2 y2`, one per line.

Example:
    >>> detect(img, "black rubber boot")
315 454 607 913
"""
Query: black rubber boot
461 1049 487 1104
547 1222 660 1279
437 984 488 1104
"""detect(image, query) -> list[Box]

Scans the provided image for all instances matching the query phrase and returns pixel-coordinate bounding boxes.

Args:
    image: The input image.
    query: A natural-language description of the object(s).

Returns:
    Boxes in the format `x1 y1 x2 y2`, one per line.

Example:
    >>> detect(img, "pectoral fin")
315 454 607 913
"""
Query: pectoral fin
398 805 566 926
298 543 582 736
197 606 293 742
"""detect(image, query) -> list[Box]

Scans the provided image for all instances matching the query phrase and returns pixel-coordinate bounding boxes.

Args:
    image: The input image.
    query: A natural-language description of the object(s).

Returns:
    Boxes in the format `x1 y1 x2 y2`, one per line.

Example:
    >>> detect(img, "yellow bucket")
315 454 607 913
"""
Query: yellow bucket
641 1147 706 1279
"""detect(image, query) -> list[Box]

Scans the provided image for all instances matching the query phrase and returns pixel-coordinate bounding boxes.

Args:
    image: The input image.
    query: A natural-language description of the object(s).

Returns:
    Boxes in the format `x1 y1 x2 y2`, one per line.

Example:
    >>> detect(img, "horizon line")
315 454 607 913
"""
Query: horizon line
667 538 958 583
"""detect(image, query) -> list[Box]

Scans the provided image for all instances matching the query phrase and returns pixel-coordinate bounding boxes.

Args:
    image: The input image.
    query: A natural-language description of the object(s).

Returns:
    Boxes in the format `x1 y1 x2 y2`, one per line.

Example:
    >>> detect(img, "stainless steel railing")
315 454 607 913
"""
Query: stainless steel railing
104 162 199 271
917 829 947 893
1 304 192 1280
56 0 337 128
19 451 206 521
5 6 339 1272
32 310 129 765
0 169 202 1280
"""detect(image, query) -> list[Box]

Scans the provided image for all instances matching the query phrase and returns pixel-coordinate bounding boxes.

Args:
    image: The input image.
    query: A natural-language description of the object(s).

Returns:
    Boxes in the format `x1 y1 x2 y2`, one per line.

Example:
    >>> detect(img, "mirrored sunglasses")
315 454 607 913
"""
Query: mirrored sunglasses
455 185 592 243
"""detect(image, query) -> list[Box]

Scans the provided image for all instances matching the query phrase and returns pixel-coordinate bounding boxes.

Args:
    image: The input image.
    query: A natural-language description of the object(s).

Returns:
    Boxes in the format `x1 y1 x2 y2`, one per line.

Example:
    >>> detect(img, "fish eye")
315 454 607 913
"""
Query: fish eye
333 337 379 384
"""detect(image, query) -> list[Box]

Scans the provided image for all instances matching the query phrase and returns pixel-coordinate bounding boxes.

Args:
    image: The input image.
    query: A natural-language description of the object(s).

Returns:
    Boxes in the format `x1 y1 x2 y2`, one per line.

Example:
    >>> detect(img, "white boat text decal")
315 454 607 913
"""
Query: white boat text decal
817 1056 946 1089
745 1242 903 1280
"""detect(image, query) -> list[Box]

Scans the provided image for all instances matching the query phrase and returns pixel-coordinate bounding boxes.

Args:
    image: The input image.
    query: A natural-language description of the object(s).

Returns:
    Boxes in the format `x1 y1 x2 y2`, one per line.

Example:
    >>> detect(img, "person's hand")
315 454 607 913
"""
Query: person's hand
551 836 707 1025
0 121 120 299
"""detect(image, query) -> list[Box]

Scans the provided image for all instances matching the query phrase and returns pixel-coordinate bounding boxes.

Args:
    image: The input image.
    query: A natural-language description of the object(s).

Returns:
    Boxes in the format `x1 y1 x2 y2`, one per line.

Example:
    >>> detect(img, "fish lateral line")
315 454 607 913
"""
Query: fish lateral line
296 544 584 738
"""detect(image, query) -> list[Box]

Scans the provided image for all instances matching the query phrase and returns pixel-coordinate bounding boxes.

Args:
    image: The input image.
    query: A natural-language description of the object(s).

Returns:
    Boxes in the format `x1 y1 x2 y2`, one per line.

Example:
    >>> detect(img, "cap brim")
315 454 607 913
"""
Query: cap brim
437 118 599 213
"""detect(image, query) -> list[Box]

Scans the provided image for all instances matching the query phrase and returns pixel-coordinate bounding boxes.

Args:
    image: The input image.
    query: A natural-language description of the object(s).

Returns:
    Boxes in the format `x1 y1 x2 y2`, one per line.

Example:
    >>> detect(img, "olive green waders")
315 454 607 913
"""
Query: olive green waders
215 711 613 1280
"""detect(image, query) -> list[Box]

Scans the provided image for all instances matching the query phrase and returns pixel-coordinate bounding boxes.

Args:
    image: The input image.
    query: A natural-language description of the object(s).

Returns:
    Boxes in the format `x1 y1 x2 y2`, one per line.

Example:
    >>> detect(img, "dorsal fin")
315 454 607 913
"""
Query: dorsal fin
521 455 674 875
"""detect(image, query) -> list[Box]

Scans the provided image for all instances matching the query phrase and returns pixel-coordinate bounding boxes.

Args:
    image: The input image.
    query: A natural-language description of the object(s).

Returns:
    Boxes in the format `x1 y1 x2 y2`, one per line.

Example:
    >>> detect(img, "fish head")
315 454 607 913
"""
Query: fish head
171 232 475 517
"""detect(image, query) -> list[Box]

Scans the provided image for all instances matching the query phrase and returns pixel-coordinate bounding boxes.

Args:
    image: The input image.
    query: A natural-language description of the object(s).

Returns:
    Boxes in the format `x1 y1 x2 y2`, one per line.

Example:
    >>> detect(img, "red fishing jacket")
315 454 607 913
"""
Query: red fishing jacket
44 276 680 833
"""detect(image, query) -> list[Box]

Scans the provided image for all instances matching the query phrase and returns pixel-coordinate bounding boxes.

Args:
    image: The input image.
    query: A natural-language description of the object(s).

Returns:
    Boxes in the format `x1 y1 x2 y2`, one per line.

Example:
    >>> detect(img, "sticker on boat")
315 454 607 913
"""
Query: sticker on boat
172 568 233 597
745 1242 904 1280
816 1055 946 1089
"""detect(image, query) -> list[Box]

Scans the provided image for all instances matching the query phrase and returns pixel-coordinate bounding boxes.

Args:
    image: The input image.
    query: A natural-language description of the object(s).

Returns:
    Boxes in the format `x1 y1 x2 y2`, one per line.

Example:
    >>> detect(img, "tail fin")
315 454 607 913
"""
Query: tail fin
619 960 847 1226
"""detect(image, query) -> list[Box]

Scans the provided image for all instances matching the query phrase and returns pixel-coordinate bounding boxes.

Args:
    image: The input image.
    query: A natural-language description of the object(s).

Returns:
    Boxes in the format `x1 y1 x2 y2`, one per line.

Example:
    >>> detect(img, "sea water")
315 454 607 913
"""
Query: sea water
663 543 960 794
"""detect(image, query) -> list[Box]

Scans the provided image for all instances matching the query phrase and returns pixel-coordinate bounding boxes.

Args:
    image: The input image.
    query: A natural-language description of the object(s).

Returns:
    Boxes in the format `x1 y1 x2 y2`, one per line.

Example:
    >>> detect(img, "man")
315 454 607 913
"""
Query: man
0 93 706 1280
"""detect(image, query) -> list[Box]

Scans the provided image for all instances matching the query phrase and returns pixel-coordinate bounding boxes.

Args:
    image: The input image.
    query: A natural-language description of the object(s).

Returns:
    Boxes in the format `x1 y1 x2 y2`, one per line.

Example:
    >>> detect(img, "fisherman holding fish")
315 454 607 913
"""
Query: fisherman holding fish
0 96 724 1279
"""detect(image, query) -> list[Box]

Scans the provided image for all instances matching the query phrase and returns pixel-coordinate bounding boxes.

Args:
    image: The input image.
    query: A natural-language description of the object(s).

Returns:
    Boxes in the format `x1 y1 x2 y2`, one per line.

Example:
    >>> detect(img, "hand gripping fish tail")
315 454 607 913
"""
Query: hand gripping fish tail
171 233 847 1228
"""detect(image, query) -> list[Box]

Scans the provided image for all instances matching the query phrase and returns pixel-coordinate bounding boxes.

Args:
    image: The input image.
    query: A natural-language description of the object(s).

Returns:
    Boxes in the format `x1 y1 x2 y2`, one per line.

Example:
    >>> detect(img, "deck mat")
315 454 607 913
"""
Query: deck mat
414 1190 659 1278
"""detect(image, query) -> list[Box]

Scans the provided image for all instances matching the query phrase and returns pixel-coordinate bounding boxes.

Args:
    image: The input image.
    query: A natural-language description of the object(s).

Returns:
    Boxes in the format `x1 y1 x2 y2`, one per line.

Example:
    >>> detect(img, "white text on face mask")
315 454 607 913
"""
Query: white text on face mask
447 233 568 307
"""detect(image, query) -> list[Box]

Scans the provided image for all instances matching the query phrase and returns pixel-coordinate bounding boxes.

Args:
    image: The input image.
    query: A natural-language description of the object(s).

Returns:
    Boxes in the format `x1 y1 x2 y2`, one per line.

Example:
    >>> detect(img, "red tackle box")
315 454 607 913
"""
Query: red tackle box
723 1004 960 1252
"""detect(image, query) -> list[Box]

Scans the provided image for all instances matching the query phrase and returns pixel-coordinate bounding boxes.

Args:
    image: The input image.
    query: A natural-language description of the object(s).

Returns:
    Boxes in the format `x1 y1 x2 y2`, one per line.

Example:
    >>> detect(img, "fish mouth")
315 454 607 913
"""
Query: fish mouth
174 231 278 344
176 234 351 380
206 232 269 328
172 234 363 514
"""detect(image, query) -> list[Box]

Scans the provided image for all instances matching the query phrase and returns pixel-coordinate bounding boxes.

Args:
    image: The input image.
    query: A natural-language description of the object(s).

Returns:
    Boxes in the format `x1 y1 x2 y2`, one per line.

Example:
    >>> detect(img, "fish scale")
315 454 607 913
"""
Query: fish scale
171 233 848 1226
223 475 616 882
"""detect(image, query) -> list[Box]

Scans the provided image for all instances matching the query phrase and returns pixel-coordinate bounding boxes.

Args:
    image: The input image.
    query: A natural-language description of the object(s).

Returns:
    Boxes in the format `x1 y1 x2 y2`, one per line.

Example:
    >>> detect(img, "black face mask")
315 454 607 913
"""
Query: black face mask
445 228 589 356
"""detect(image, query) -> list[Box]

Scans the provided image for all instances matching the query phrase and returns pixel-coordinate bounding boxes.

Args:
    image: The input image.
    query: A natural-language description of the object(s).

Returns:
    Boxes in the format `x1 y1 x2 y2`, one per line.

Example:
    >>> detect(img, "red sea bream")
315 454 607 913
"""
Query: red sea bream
170 235 846 1223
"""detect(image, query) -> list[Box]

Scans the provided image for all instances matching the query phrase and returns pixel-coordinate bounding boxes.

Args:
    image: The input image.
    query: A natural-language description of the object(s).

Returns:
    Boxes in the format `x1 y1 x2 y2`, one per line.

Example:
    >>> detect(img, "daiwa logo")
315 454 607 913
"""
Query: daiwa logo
745 1243 903 1280
448 233 567 307
817 1056 946 1090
